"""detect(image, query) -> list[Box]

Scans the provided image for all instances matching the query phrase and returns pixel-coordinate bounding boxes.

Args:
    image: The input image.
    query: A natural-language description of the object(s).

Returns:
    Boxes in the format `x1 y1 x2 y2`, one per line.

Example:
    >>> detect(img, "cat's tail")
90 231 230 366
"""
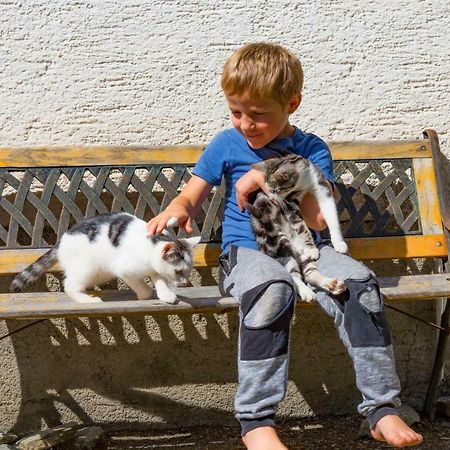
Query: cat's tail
10 248 58 293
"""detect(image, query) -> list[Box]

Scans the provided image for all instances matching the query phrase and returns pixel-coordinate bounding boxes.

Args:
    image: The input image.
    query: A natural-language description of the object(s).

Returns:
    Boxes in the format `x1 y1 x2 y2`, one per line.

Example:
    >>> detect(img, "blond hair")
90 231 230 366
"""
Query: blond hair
221 42 303 106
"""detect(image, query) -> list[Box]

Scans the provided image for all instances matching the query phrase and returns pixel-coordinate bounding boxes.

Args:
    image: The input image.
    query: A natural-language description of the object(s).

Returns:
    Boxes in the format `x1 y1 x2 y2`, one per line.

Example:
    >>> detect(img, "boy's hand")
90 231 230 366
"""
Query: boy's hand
146 210 193 236
146 175 213 237
235 169 269 211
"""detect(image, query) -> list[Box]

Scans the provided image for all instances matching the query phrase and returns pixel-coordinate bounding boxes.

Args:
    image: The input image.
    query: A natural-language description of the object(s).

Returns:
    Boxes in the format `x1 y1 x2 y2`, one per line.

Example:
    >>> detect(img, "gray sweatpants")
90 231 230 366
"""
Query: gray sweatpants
219 244 401 436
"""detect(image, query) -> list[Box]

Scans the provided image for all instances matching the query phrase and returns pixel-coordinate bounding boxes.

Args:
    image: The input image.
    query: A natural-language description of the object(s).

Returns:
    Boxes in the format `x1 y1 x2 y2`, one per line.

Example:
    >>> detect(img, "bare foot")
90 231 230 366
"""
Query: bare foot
371 415 423 447
242 426 288 450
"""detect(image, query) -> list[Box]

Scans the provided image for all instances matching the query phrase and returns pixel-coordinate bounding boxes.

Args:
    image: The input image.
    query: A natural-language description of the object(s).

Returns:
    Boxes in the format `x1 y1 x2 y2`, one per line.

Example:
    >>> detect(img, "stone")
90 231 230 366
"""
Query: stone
61 426 104 450
359 404 421 438
436 396 450 418
0 445 20 450
16 423 80 450
0 433 18 445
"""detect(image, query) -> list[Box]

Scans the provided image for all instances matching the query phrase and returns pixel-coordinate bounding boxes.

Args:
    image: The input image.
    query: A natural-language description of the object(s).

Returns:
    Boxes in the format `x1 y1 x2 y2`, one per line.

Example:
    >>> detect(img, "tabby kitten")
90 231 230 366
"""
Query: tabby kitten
10 213 201 304
247 154 347 302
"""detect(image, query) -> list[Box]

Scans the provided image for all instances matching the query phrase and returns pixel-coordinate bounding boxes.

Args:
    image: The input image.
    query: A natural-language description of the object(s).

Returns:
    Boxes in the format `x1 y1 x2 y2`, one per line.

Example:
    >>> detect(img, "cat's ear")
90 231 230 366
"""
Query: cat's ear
180 236 202 249
251 161 268 174
161 242 176 257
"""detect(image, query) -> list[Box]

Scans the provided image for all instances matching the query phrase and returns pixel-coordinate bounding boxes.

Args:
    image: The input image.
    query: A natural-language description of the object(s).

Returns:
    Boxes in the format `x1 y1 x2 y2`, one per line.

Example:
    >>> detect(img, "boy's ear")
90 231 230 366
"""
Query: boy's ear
288 93 302 114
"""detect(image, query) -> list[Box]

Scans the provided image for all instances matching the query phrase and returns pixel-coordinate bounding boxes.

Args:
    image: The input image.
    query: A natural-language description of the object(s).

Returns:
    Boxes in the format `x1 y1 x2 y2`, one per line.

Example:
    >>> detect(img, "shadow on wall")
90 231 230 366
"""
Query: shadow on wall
4 307 366 434
4 289 437 435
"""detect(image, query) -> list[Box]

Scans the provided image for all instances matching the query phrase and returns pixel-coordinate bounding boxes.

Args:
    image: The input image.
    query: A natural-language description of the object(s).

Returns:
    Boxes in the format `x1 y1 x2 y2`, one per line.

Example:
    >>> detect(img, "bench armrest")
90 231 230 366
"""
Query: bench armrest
424 129 450 232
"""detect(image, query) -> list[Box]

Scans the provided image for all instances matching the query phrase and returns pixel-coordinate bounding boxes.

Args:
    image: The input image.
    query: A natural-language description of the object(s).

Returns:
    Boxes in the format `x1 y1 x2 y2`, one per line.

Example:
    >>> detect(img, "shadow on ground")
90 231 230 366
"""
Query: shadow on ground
99 415 450 450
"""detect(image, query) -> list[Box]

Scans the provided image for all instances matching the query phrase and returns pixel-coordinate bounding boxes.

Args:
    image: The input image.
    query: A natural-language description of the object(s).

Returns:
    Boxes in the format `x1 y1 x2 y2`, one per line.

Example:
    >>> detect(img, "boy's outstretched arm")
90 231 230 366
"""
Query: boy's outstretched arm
146 175 213 236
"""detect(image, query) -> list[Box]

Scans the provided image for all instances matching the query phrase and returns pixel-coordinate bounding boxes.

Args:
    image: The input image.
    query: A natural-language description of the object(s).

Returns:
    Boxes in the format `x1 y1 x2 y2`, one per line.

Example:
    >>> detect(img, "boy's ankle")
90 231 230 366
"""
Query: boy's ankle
367 404 398 430
242 426 288 450
240 415 275 436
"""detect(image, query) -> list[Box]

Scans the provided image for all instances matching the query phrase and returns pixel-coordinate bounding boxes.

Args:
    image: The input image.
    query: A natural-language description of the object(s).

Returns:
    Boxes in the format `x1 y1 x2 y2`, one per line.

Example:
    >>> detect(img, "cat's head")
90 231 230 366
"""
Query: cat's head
157 236 202 286
252 154 309 198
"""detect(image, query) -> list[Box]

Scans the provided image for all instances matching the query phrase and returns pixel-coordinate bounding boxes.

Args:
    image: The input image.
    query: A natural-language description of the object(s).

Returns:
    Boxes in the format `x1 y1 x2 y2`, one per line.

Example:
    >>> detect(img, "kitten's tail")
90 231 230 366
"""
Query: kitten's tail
10 248 58 293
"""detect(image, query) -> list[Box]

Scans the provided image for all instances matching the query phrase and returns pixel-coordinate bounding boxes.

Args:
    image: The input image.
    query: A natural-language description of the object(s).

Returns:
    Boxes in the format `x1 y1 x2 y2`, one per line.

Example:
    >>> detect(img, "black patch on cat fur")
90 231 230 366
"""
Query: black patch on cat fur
10 248 58 292
108 213 134 247
68 213 116 242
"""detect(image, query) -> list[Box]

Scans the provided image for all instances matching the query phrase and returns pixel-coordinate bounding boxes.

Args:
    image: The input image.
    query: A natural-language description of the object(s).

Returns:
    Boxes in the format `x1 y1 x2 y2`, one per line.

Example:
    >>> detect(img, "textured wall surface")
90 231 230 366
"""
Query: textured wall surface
0 0 449 149
0 0 449 434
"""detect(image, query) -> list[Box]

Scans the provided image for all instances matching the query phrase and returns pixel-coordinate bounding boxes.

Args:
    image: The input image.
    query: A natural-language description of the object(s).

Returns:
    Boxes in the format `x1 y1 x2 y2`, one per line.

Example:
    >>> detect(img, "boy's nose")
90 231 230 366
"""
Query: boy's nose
240 115 255 132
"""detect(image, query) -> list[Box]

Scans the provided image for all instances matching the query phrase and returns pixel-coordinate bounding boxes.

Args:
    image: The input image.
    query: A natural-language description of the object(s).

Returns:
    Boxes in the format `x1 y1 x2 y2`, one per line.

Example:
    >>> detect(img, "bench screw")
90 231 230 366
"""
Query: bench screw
419 145 427 151
436 242 443 247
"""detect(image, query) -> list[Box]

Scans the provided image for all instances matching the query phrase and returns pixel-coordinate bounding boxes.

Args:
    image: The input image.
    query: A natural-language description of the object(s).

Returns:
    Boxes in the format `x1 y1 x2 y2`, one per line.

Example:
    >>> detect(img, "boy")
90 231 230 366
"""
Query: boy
147 43 423 449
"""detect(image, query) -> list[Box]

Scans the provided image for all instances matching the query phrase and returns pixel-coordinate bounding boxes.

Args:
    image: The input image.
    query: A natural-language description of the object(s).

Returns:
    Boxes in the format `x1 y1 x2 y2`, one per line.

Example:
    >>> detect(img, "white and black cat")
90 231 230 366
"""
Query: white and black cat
10 213 201 304
247 154 347 302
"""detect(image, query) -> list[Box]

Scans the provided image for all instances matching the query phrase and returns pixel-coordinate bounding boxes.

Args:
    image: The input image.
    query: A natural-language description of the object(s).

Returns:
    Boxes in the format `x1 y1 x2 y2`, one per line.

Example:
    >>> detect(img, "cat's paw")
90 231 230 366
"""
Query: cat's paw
296 284 317 303
68 292 103 303
157 289 178 304
332 240 348 254
303 247 320 261
325 278 347 295
136 286 154 300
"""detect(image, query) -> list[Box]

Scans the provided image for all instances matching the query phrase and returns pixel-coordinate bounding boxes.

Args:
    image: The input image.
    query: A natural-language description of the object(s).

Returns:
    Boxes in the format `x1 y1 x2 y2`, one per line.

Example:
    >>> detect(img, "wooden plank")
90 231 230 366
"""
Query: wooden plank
0 145 205 168
0 234 447 275
0 140 431 168
330 140 431 160
380 273 450 301
185 236 447 262
347 235 447 260
0 245 220 274
0 273 449 319
413 158 445 234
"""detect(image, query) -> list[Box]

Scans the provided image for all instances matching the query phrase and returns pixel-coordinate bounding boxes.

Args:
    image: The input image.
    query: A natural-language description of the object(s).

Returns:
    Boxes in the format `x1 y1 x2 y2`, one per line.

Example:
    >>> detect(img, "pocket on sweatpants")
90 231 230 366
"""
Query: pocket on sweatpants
343 278 392 348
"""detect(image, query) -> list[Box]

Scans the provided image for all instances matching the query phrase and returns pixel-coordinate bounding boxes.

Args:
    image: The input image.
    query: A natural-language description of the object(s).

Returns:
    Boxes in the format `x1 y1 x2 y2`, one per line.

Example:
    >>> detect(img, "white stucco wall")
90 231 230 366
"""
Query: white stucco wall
0 0 449 152
1 0 449 433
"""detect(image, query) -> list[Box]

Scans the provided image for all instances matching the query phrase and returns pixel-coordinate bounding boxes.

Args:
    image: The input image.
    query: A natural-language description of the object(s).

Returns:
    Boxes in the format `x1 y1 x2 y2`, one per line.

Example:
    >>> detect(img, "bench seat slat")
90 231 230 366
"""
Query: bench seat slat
1 274 449 320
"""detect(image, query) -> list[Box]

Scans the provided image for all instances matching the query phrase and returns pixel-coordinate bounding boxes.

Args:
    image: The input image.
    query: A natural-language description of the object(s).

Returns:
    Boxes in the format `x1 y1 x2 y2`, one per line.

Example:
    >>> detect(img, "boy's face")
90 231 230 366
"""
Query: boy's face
225 93 301 149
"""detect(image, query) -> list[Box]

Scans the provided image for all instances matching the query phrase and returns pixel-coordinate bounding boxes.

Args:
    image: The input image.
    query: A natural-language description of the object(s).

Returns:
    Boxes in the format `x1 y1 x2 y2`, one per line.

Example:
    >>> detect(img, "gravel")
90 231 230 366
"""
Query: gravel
99 415 450 449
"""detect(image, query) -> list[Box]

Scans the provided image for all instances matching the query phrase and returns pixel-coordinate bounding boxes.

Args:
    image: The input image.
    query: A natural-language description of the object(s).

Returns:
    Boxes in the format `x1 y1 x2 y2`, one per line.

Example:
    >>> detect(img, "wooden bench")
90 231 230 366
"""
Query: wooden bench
0 129 449 420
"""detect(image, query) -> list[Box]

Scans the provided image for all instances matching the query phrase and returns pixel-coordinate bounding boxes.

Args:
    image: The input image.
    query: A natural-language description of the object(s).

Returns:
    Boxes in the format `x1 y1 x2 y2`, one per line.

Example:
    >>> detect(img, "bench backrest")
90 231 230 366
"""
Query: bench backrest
0 129 447 276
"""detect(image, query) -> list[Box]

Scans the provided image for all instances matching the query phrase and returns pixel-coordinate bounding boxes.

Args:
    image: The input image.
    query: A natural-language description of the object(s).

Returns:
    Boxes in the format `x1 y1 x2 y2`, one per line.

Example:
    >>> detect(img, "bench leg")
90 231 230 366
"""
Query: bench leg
423 298 450 421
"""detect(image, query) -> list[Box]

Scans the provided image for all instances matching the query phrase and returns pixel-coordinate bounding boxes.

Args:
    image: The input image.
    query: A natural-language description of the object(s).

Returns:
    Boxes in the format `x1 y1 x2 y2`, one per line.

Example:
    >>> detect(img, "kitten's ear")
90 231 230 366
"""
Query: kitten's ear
161 242 176 256
180 236 202 249
251 161 268 174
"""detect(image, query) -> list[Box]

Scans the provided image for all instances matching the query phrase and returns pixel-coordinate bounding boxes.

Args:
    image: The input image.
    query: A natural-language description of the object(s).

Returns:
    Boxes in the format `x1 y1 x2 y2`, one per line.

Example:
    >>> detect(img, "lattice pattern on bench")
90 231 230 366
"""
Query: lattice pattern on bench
333 159 420 237
0 165 224 248
0 158 421 249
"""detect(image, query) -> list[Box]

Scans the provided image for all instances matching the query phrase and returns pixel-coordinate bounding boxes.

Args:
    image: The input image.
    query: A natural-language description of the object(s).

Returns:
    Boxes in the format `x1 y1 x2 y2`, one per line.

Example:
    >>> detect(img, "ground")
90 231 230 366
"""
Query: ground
100 415 450 449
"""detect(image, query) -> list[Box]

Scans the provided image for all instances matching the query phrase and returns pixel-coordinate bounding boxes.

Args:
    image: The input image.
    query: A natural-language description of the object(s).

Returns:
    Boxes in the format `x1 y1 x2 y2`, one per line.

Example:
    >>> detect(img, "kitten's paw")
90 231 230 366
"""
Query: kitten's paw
332 240 348 254
296 284 317 303
303 247 320 261
326 278 347 295
68 293 103 303
157 290 178 304
136 287 154 300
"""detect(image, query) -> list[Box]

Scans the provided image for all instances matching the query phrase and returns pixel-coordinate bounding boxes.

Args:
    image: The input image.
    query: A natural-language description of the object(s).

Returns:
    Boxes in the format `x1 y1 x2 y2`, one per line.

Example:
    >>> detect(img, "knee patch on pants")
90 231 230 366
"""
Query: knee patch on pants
341 275 392 348
240 280 295 361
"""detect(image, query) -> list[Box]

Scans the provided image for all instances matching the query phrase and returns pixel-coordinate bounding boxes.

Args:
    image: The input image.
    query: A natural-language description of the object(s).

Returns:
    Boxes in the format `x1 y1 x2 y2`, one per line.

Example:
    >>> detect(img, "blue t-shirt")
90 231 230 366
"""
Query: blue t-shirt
192 126 334 254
